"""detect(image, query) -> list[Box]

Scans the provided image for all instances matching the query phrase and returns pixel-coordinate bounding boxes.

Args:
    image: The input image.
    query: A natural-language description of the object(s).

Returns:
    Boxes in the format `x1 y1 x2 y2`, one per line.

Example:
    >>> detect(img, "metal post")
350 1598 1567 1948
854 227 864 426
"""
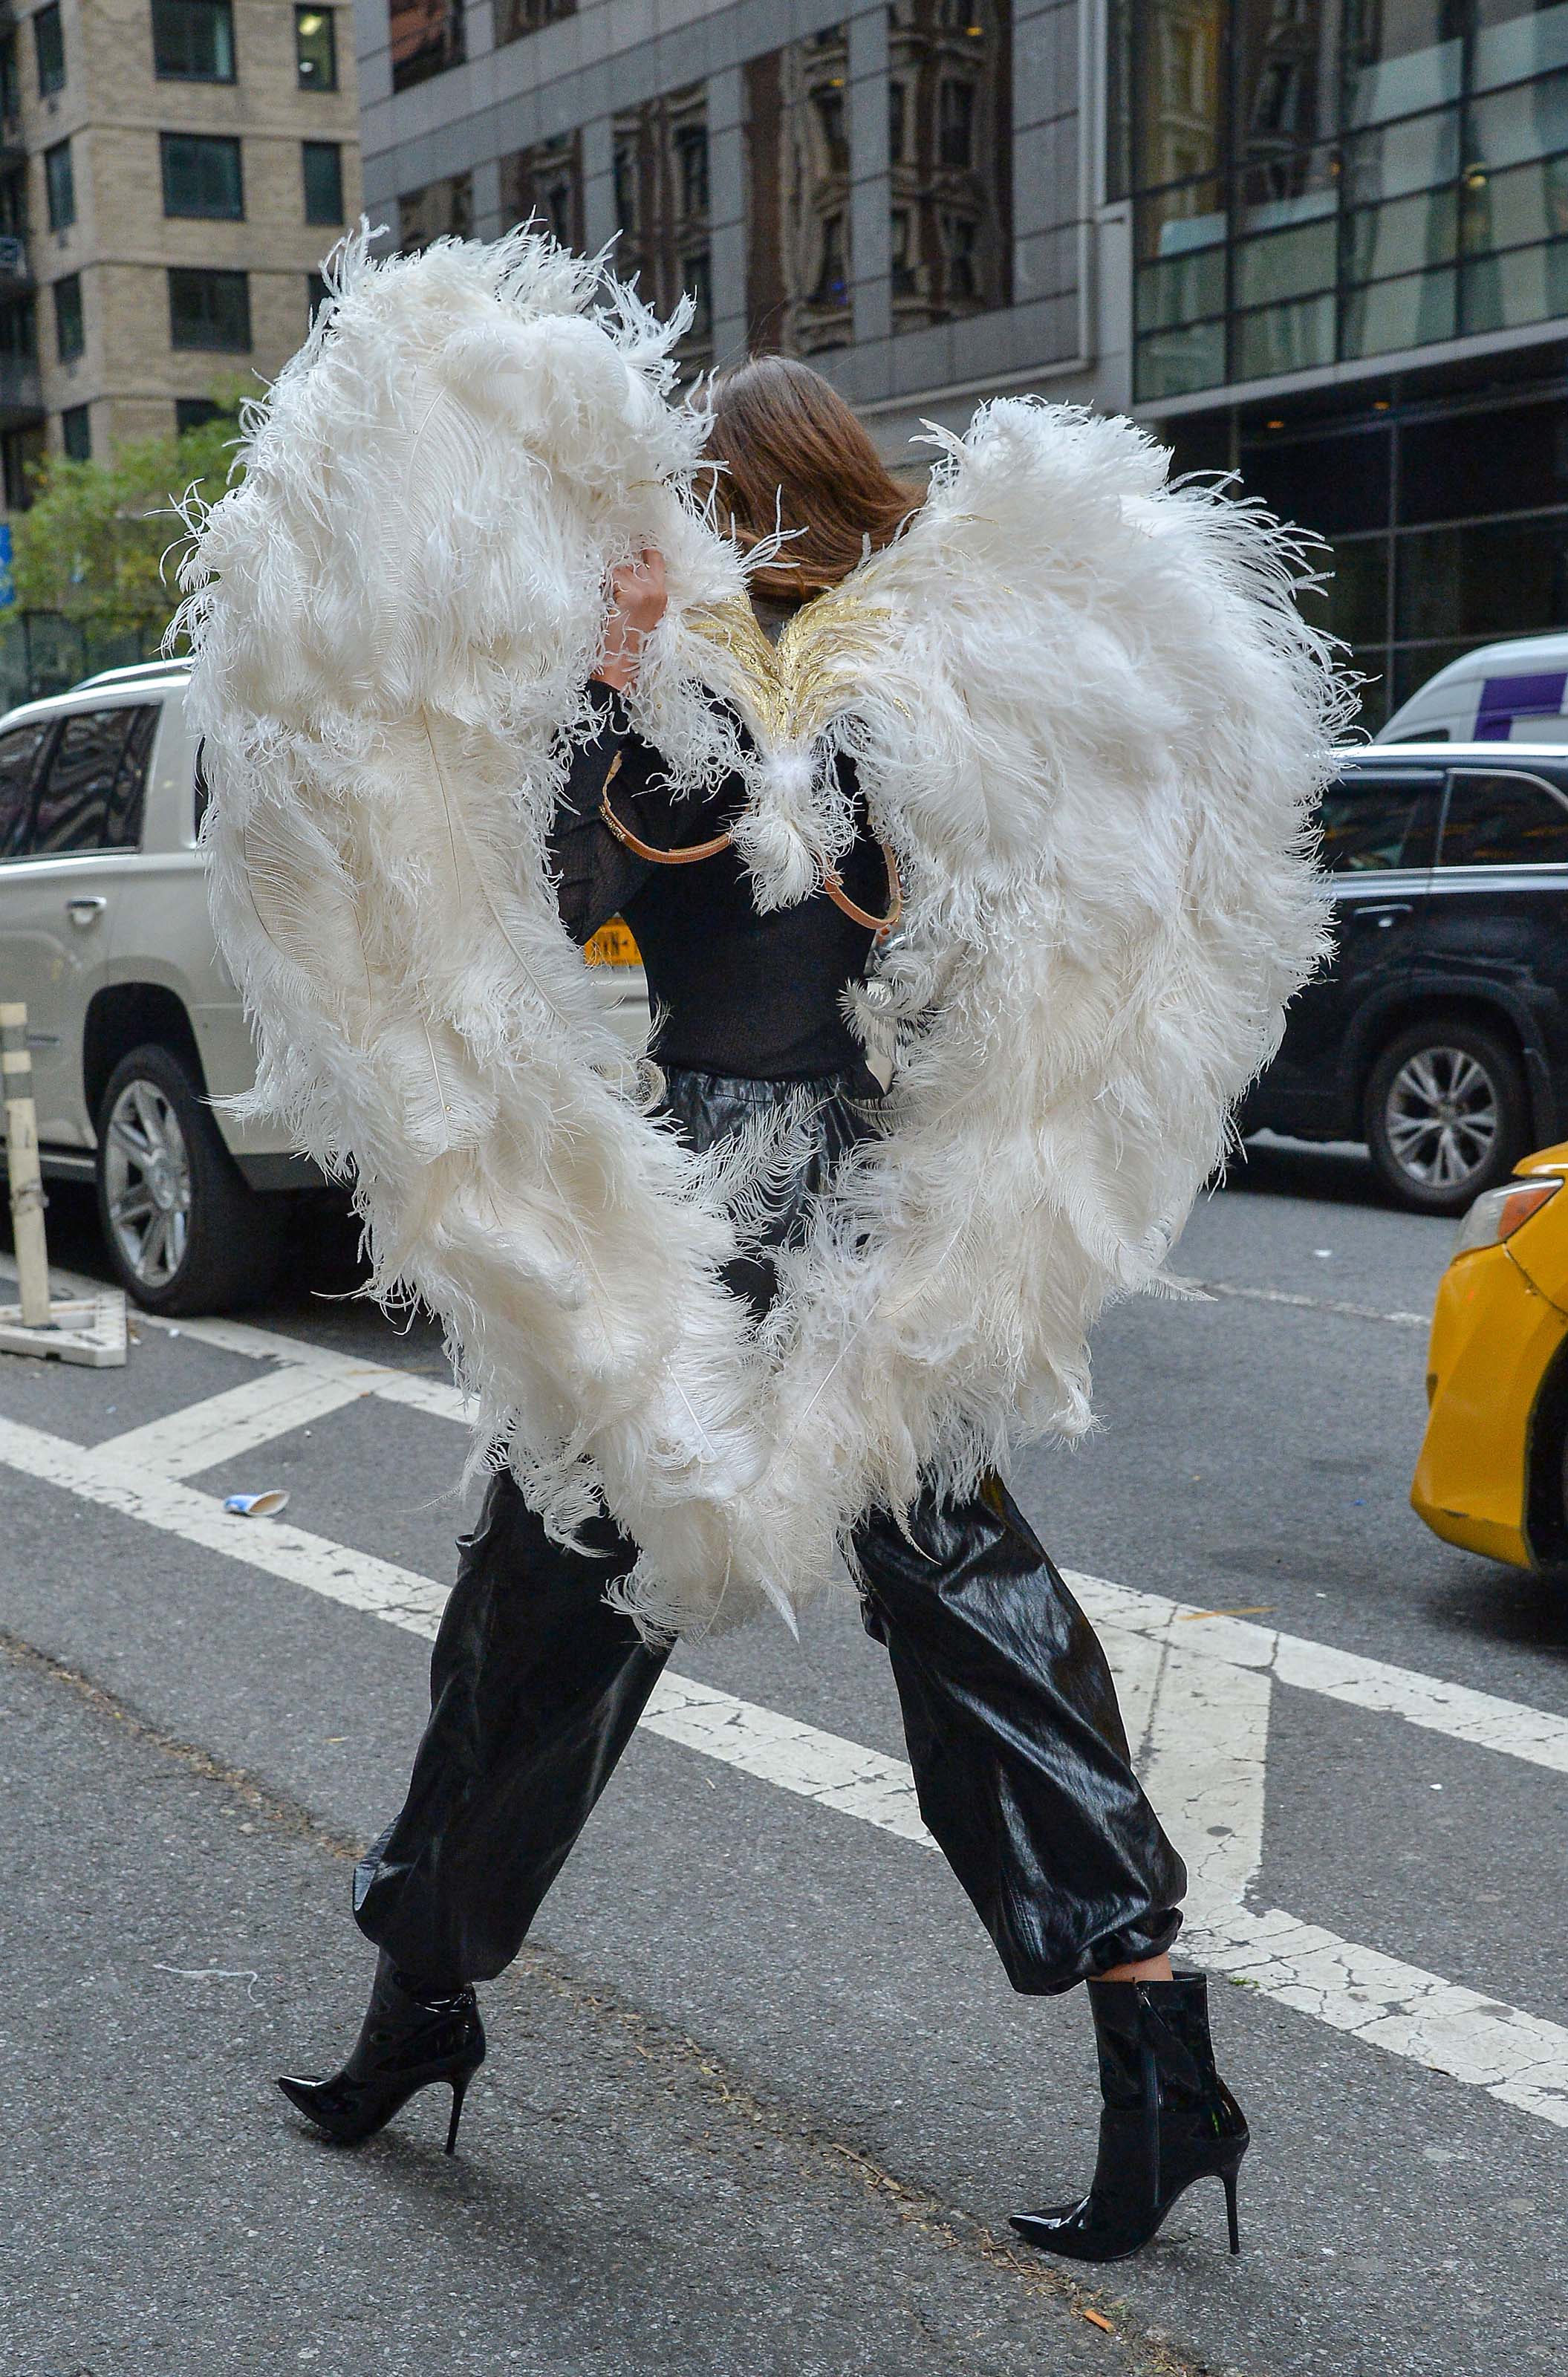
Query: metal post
1 1000 51 1327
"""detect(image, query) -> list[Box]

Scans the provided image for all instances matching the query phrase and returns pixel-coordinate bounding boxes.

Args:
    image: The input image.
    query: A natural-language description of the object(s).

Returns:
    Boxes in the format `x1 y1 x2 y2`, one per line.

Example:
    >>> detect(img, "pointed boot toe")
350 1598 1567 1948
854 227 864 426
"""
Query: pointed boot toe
277 1957 485 2153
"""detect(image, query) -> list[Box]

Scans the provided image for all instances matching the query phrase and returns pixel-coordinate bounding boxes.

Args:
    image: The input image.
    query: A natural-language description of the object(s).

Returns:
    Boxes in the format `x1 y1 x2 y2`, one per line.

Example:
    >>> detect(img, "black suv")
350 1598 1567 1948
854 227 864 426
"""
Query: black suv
1243 744 1568 1213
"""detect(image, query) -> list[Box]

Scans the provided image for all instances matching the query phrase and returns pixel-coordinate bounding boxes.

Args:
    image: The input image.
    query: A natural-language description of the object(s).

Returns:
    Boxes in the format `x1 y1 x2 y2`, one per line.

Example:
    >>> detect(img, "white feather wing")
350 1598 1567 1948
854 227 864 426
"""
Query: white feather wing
749 399 1353 1564
176 230 789 1636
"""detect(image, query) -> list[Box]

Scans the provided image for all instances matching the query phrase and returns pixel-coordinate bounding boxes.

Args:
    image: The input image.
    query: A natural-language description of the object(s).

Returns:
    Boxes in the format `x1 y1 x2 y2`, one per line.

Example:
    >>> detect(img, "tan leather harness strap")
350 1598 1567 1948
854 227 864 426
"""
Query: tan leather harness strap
598 752 734 865
597 750 903 938
824 847 902 938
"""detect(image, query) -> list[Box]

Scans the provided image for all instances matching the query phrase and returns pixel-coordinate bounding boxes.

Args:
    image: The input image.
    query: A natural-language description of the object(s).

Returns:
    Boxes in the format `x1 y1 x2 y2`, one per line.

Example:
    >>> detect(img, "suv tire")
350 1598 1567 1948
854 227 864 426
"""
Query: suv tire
1364 1018 1529 1216
94 1041 287 1314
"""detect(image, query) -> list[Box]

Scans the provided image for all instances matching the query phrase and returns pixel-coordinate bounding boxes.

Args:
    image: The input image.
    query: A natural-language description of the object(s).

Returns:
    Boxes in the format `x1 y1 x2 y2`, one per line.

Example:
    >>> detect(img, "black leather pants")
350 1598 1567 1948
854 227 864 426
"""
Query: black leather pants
354 1069 1185 1996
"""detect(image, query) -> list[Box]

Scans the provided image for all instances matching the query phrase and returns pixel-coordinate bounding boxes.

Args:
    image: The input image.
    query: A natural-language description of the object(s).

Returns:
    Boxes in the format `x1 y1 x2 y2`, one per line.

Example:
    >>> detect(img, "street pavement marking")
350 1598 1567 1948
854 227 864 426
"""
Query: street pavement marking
0 1413 450 1636
1069 1573 1568 1776
3 1399 1568 2128
1168 1273 1429 1328
10 1252 1560 1778
645 1670 936 1844
7 1266 1568 2119
95 1365 391 1477
8 1256 1563 1772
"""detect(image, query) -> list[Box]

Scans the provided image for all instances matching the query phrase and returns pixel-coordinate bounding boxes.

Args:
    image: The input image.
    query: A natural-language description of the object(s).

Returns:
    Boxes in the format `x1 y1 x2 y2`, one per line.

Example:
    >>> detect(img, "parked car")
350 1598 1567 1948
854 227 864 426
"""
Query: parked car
0 663 648 1314
1241 743 1568 1213
1377 632 1568 744
1412 1142 1568 1570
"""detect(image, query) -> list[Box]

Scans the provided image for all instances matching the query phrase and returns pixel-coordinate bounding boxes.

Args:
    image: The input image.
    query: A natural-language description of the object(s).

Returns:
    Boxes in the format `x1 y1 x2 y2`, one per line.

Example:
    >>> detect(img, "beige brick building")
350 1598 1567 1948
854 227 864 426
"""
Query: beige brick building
0 0 360 511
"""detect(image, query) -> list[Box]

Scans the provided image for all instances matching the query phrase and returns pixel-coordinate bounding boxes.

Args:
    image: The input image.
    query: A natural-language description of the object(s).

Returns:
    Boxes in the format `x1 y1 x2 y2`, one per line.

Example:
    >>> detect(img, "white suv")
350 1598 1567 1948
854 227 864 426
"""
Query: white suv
0 662 649 1313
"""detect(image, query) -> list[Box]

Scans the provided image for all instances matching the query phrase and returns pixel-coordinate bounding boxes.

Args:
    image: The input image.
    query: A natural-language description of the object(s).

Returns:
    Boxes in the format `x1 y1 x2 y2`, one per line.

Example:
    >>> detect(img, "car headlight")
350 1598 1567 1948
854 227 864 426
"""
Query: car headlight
1452 1177 1561 1259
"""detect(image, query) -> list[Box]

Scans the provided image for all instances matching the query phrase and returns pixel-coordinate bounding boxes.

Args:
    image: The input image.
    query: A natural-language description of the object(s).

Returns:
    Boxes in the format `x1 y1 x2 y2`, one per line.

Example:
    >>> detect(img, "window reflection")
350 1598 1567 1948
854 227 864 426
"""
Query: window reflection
1343 0 1464 130
888 0 1012 332
1133 0 1223 189
397 172 472 252
502 134 582 250
745 25 853 354
1474 0 1568 91
1233 0 1336 173
612 87 712 375
1126 0 1568 394
1341 263 1457 351
389 0 463 94
495 0 573 46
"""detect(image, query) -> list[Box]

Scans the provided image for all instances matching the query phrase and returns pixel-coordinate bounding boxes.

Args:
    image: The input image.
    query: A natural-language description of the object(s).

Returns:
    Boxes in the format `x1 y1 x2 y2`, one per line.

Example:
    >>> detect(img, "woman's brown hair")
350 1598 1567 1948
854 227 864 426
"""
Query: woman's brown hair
701 355 920 601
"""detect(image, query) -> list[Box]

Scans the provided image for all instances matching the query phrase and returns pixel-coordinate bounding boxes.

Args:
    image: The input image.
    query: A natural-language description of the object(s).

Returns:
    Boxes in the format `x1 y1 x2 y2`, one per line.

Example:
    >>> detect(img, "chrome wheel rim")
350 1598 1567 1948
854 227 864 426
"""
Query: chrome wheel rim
1384 1047 1500 1191
103 1078 192 1290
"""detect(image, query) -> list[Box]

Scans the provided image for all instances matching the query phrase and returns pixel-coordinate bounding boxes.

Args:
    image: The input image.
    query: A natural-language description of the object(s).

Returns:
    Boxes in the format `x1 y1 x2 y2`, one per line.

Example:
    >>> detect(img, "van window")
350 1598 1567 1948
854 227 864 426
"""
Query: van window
1319 772 1442 874
0 721 52 857
30 705 157 853
1440 770 1568 867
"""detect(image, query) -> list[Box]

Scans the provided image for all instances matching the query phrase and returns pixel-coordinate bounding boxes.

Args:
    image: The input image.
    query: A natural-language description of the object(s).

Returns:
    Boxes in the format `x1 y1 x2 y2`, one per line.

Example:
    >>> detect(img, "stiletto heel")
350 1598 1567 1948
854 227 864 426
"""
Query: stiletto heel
1009 1971 1249 2264
445 2069 472 2156
279 1955 485 2152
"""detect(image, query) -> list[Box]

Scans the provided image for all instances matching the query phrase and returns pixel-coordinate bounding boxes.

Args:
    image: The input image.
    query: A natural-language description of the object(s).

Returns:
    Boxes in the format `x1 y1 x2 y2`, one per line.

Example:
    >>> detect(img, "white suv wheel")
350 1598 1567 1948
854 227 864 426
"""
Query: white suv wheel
103 1075 195 1291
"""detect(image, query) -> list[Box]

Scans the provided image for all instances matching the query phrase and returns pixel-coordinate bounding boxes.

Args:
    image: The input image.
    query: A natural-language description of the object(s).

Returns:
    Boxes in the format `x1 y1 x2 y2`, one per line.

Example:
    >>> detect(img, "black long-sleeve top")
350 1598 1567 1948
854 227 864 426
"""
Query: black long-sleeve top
551 680 888 1086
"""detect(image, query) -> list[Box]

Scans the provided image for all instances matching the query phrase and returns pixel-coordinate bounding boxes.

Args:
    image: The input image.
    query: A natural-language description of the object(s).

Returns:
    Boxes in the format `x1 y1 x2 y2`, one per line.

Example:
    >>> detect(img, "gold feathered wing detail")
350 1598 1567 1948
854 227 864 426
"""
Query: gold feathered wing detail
680 588 896 751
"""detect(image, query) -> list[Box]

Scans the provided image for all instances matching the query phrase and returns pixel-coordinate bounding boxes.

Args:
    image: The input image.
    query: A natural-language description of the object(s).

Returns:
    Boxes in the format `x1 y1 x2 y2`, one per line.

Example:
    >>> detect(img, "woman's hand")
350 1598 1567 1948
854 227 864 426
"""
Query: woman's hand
596 548 668 692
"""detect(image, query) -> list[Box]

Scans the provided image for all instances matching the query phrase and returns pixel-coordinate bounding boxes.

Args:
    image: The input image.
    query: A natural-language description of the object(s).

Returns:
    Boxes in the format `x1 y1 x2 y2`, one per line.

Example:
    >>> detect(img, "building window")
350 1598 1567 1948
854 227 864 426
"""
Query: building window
390 0 464 94
1172 377 1568 732
745 33 853 356
0 165 26 240
614 86 711 378
152 0 236 82
294 5 337 88
168 264 250 349
0 292 36 359
160 132 244 220
397 172 472 253
3 423 45 510
44 138 74 231
495 0 573 43
884 0 1012 334
1 27 20 124
33 2 65 97
60 403 90 460
302 140 343 224
175 395 224 432
52 271 82 361
1124 0 1568 404
501 134 582 249
306 269 332 326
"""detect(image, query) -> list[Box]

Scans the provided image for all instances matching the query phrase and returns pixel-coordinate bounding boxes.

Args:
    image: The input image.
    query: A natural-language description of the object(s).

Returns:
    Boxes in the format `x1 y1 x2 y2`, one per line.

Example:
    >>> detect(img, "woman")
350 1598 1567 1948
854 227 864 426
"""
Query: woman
274 355 1249 2266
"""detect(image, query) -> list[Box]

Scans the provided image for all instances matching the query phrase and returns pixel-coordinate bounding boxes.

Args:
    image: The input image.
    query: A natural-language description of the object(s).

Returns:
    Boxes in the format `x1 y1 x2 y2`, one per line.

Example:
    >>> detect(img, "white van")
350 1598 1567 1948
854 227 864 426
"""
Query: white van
1377 634 1568 744
0 662 649 1314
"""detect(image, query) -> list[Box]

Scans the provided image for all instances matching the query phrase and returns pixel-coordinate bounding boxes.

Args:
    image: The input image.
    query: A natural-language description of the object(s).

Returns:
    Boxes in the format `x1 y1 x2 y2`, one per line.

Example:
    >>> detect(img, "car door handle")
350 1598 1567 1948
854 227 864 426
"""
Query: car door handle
65 896 107 928
1351 903 1414 929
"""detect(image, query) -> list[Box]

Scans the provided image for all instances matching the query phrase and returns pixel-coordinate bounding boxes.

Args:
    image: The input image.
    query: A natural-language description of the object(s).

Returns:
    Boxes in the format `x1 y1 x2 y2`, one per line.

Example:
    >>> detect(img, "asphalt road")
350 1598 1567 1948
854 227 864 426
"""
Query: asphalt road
2 1139 1565 2377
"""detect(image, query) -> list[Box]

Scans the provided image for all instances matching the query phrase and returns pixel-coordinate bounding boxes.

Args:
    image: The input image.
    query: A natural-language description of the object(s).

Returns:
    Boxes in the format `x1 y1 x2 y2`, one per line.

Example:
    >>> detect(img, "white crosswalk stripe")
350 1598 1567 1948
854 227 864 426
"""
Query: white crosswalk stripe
3 1269 1566 2128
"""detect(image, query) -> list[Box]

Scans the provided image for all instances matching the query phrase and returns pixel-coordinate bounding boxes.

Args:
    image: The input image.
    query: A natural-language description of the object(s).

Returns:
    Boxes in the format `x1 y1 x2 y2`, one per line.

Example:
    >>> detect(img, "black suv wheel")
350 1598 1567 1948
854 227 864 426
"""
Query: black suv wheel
94 1041 287 1314
1364 1019 1528 1215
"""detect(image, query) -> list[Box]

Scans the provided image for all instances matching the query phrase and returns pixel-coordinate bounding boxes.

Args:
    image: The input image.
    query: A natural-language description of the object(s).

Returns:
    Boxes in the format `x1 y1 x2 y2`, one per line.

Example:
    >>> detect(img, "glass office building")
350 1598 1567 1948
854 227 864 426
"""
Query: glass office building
1121 0 1568 403
357 0 1568 726
1119 0 1568 726
357 0 1078 429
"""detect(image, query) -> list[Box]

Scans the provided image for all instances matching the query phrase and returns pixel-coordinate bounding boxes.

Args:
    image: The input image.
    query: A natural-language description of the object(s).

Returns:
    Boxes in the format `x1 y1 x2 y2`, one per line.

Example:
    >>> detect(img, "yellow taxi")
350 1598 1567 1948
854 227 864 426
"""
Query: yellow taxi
1414 1143 1568 1567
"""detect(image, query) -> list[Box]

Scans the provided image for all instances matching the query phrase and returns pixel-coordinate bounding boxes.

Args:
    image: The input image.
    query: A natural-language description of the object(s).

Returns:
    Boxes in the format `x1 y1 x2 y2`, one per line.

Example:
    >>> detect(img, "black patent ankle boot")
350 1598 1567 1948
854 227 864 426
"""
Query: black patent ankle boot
278 1954 485 2153
1009 1971 1248 2263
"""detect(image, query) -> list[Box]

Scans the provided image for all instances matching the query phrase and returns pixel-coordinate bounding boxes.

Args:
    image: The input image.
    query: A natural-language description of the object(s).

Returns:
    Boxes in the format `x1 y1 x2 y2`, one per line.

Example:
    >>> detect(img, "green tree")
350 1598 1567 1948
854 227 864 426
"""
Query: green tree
10 391 246 644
